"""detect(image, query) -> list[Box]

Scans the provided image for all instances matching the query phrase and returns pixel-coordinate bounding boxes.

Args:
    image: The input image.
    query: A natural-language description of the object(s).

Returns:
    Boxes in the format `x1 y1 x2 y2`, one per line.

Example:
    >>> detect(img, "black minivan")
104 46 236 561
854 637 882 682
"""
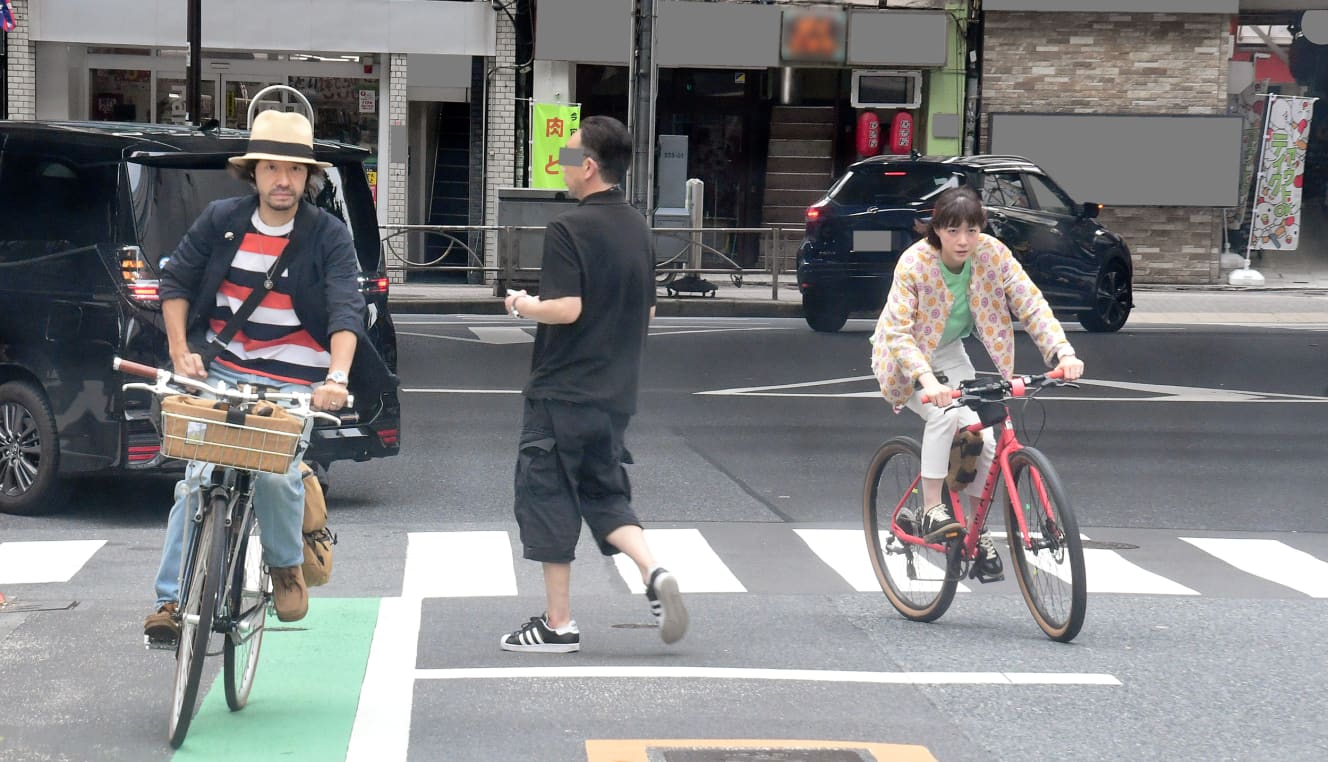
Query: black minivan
0 121 400 515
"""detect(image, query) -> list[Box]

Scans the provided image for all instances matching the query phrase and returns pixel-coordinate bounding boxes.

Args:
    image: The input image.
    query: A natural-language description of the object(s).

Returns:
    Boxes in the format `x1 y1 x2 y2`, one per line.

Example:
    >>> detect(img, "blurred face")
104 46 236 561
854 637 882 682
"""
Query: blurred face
558 133 593 200
936 223 981 272
255 160 308 215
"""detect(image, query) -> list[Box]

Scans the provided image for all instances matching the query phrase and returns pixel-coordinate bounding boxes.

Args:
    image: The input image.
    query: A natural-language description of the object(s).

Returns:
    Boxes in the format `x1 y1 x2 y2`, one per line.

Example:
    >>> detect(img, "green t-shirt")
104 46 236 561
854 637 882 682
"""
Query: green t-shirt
939 258 974 345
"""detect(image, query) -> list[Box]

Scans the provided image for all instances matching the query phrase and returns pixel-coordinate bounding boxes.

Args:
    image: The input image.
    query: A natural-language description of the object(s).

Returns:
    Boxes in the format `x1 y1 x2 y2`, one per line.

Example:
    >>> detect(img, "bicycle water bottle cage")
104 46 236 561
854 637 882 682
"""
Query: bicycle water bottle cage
976 400 1006 428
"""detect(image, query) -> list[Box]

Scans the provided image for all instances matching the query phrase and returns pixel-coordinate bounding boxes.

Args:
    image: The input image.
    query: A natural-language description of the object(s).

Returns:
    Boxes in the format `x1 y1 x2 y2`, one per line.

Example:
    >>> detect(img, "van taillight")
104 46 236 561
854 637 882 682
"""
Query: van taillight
806 207 821 221
360 275 390 296
119 246 161 304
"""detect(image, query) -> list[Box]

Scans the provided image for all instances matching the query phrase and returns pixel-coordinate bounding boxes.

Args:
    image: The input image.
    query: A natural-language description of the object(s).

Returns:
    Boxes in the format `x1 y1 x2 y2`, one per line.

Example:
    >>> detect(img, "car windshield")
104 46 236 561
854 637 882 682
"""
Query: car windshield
829 166 965 206
126 162 357 271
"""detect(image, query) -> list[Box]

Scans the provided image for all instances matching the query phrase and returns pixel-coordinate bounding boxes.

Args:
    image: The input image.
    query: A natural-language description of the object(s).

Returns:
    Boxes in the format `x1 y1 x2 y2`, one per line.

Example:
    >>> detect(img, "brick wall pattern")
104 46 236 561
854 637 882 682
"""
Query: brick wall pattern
983 12 1229 284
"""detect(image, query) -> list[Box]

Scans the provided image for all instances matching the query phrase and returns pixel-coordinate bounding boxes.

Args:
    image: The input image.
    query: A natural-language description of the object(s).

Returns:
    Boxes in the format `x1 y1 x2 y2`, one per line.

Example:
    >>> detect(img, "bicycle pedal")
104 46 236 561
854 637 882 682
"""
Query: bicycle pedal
144 635 177 651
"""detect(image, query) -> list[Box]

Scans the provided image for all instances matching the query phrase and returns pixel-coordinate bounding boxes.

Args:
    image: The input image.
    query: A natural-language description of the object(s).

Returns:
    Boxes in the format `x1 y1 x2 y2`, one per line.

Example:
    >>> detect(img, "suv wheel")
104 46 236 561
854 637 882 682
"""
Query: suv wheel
803 291 850 333
0 380 67 516
1079 262 1132 333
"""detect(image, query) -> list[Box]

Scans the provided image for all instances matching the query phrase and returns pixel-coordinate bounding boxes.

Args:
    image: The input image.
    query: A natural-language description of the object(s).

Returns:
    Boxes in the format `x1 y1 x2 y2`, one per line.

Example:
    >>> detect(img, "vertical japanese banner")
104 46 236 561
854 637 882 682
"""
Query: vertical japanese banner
1249 95 1316 251
530 102 581 190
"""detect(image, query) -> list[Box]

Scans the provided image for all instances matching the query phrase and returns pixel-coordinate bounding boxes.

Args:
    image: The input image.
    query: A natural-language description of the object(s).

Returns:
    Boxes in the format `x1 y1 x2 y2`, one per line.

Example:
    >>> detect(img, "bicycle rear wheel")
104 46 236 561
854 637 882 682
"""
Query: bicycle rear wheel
224 513 269 711
169 494 226 748
1004 447 1087 642
864 437 960 622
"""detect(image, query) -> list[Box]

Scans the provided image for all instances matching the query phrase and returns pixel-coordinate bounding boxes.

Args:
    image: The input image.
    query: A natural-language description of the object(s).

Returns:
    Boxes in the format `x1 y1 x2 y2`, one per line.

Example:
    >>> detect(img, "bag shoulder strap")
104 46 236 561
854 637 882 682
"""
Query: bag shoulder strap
202 240 296 362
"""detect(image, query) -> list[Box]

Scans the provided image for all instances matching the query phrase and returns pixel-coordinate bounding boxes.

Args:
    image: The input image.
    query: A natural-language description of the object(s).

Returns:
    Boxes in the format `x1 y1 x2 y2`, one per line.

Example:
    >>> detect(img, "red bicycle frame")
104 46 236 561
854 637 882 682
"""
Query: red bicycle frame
888 406 1058 561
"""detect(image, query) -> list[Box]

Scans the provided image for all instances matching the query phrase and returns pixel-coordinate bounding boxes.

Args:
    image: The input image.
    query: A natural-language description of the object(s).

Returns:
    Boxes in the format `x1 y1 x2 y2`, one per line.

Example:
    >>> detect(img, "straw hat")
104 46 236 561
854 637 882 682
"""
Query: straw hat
229 110 332 169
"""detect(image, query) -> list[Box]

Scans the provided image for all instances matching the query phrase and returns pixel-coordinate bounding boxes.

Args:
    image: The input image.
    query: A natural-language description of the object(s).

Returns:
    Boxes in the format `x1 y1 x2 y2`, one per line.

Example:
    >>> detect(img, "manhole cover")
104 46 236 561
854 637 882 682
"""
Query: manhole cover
1081 540 1138 551
655 751 870 762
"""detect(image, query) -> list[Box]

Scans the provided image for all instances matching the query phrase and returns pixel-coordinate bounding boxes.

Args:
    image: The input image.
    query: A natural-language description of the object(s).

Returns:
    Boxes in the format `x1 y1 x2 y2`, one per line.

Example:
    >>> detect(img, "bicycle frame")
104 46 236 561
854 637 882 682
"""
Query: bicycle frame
174 465 261 642
888 405 1058 561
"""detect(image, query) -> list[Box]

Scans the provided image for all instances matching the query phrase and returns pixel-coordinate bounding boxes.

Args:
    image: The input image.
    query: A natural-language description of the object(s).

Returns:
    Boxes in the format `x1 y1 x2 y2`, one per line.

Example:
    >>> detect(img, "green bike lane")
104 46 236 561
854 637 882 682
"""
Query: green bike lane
172 598 379 762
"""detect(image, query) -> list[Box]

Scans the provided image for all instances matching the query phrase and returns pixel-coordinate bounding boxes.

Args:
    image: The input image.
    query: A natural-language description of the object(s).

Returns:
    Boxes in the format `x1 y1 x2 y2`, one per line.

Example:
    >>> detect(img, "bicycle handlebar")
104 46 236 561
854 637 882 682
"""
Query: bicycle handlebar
920 367 1067 405
113 356 355 424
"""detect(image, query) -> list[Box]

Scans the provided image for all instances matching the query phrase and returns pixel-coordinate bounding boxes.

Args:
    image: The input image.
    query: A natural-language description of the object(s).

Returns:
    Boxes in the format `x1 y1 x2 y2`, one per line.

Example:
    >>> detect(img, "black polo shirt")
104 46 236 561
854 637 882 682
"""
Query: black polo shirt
523 188 655 415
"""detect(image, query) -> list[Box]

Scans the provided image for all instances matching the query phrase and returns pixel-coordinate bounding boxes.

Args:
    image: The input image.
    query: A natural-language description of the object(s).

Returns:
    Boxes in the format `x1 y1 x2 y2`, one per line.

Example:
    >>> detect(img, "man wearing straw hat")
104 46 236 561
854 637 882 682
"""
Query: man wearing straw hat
143 110 392 641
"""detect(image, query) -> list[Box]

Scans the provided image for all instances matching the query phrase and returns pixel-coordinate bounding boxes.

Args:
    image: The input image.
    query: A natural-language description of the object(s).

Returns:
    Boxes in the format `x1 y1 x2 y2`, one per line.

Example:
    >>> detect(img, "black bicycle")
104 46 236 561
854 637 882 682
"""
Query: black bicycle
115 357 350 748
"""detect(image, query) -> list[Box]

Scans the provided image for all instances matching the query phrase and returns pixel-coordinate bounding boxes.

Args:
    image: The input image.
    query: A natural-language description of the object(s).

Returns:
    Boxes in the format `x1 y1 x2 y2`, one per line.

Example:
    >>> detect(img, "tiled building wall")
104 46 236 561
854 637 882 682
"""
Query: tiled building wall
983 12 1230 284
5 0 36 120
387 53 409 283
483 3 518 279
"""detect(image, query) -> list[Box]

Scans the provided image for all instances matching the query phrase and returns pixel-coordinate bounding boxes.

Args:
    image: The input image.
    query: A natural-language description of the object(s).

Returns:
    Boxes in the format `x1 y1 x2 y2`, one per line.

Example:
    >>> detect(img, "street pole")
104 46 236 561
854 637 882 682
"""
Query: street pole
626 0 657 214
187 0 202 126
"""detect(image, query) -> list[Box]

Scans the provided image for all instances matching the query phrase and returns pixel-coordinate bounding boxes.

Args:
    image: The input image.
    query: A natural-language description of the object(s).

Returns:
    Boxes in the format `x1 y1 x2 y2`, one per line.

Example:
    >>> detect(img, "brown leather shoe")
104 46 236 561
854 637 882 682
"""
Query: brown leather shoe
270 565 309 622
144 602 180 641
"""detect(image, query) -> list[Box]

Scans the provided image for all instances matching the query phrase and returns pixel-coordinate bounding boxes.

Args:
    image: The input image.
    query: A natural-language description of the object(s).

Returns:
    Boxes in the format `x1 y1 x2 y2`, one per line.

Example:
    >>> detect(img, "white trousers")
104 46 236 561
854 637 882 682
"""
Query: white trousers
903 340 996 497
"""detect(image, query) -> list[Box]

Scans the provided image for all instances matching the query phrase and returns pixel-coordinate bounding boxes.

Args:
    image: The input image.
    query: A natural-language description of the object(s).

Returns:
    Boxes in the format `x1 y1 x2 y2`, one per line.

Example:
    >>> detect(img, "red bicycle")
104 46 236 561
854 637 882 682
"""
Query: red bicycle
862 368 1087 642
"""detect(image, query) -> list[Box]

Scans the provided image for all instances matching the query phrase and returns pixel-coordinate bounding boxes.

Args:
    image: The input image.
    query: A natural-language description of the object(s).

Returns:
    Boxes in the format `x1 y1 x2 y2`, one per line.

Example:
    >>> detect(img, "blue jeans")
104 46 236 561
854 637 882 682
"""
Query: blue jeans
153 364 311 606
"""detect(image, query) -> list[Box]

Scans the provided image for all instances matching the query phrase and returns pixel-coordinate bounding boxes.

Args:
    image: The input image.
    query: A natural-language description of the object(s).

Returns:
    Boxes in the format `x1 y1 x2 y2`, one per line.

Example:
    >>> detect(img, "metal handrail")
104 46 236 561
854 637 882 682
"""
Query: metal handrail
378 222 800 300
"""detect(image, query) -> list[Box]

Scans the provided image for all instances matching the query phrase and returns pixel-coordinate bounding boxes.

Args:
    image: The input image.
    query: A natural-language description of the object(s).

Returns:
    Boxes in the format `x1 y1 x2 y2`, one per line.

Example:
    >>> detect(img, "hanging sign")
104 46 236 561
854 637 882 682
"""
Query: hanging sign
530 102 581 190
1249 94 1315 251
1 0 15 33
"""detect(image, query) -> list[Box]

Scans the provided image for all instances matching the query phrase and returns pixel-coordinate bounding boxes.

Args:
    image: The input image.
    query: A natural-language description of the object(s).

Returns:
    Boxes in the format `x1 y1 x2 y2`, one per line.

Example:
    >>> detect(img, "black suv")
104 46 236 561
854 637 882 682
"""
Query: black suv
796 155 1134 333
0 121 400 515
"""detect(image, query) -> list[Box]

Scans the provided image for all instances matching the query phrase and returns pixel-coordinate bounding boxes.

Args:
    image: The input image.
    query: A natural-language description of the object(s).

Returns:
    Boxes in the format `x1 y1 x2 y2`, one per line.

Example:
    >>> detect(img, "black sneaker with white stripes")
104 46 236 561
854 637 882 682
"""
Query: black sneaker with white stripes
645 567 688 645
499 615 580 653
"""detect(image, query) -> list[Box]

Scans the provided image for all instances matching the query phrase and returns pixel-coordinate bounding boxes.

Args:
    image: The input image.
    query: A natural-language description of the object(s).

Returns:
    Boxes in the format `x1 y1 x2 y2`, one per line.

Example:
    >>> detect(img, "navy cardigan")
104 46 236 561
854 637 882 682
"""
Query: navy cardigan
158 195 397 398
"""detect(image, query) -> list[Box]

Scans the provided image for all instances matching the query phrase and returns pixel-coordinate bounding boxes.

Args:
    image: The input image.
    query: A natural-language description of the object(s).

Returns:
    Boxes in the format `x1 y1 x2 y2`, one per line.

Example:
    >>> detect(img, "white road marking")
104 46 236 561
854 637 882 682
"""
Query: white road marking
795 528 971 594
401 388 522 394
413 666 1121 686
1180 538 1328 598
614 528 746 593
0 540 105 584
346 596 419 762
468 327 533 344
401 531 518 598
697 375 1328 403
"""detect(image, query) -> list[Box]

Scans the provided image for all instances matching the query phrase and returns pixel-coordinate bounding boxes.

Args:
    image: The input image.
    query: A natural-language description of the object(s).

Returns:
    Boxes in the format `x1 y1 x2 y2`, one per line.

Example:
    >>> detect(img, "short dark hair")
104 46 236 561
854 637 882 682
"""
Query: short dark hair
925 186 987 249
227 159 326 197
577 115 632 185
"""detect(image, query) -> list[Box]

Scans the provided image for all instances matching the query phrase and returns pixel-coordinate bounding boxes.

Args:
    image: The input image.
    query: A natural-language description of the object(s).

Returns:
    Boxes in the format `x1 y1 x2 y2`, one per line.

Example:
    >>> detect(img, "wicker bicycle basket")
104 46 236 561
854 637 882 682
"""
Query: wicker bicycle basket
159 395 304 474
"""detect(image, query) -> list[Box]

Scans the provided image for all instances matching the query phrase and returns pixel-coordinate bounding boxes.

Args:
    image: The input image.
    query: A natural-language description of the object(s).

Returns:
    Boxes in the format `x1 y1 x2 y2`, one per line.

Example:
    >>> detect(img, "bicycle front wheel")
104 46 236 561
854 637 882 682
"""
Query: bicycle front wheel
224 515 269 711
1004 447 1087 642
169 495 226 749
864 436 960 622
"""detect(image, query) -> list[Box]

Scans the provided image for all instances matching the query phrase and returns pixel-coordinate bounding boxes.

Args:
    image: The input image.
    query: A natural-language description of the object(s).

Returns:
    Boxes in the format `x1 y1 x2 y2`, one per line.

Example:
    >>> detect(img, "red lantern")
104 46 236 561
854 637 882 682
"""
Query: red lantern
889 112 914 154
856 111 881 158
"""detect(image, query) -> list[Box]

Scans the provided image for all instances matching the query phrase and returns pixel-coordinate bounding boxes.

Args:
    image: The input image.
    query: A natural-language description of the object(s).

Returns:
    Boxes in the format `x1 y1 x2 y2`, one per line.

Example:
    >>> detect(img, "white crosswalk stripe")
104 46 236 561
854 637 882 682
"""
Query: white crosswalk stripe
795 528 971 593
1179 537 1328 598
7 531 1328 601
613 528 747 593
401 531 518 598
0 540 105 584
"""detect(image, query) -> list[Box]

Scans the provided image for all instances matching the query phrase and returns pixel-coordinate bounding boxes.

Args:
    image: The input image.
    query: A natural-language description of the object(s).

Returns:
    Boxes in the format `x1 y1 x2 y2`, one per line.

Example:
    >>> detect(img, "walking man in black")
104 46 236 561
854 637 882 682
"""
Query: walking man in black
500 116 686 653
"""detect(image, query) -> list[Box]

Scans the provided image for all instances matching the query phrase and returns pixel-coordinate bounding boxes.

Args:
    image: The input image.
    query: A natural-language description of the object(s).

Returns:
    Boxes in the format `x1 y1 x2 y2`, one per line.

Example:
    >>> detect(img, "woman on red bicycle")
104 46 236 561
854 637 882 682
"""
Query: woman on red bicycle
869 186 1084 582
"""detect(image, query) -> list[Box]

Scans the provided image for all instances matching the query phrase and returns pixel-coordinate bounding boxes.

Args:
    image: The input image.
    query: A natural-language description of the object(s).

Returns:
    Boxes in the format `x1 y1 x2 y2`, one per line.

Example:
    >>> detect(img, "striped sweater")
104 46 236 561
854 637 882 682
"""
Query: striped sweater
206 212 331 385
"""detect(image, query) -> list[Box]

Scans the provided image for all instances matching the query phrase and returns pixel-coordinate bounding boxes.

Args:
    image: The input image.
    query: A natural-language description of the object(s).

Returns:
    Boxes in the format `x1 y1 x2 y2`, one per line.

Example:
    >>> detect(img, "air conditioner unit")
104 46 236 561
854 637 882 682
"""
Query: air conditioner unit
851 70 923 109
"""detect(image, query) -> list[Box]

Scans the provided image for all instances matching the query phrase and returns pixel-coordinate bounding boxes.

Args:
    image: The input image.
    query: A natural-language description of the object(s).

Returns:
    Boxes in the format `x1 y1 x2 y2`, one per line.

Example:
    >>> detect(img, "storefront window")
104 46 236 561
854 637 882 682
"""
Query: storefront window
155 75 215 125
289 75 380 199
90 69 151 122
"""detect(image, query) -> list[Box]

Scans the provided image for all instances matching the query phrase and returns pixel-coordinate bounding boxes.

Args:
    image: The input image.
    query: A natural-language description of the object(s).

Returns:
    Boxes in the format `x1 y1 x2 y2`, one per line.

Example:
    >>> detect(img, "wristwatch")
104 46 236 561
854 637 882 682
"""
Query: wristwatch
325 369 349 386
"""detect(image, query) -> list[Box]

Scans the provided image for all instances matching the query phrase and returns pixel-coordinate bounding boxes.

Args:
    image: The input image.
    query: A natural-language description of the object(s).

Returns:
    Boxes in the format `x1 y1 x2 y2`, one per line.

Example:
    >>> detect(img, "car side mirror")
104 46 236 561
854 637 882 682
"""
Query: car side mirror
1082 202 1101 219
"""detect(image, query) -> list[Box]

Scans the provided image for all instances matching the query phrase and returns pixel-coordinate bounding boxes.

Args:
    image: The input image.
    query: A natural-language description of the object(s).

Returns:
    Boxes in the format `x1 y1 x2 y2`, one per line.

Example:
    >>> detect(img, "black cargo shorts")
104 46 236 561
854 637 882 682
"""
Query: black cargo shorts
513 397 640 563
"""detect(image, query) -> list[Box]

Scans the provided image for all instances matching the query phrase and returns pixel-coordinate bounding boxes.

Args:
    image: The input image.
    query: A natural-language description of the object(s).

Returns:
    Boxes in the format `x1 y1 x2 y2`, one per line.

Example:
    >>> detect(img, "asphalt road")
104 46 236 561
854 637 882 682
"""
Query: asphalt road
0 315 1325 761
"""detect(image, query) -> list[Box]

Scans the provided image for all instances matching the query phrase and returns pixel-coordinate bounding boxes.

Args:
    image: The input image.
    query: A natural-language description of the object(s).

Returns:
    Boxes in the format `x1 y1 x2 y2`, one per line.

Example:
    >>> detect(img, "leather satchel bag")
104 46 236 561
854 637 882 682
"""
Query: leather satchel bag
299 462 335 586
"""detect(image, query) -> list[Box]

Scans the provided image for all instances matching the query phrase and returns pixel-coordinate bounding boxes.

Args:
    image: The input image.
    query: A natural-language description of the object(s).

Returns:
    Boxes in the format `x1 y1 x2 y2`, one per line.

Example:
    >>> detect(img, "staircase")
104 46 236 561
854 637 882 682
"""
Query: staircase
760 106 836 269
423 102 472 280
